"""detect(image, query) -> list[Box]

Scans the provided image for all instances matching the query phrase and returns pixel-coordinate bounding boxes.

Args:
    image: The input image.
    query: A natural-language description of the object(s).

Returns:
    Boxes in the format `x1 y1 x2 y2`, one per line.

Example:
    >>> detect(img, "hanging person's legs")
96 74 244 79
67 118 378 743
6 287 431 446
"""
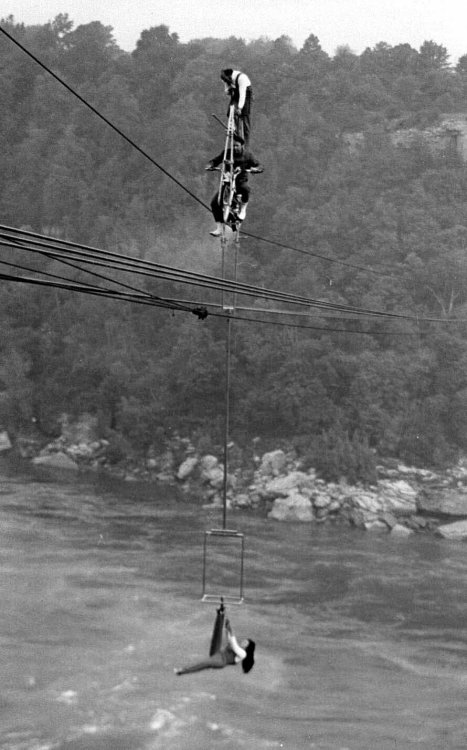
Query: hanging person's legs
175 653 225 674
209 599 225 655
175 601 226 675
175 651 226 674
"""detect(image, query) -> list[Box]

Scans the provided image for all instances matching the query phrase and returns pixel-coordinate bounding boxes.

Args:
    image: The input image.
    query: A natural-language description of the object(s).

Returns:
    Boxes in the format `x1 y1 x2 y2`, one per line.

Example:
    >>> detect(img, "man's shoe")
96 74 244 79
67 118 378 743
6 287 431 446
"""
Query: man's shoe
210 228 222 236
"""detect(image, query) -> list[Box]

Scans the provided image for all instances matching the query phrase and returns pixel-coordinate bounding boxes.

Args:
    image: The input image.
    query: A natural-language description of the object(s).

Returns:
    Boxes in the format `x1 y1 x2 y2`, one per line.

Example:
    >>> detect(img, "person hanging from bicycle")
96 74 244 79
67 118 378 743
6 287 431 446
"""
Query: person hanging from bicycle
205 136 263 236
221 68 252 147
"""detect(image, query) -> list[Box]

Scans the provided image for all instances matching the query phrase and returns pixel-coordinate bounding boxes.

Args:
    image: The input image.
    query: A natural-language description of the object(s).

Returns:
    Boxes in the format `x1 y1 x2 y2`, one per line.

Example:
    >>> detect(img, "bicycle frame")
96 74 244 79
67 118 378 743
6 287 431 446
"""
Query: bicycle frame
218 105 237 223
222 167 243 225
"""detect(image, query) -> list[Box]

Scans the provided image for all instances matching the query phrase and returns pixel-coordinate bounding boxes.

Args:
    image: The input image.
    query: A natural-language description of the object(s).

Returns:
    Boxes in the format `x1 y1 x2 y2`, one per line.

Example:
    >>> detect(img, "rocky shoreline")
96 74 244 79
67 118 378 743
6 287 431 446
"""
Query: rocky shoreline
11 416 467 542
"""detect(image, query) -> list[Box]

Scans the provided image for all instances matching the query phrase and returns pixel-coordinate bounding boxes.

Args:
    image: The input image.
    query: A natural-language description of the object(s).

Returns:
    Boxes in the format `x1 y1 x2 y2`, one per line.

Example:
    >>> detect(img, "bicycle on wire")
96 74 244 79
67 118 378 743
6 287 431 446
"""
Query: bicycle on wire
206 106 263 236
218 105 237 224
206 165 261 232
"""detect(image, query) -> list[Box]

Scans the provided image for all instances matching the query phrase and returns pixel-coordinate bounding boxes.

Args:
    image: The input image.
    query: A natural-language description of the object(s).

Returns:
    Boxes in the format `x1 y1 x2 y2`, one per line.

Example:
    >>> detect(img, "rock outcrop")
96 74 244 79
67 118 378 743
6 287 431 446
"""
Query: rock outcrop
18 415 467 541
418 488 467 517
268 492 314 522
0 430 12 452
33 451 79 470
436 520 467 541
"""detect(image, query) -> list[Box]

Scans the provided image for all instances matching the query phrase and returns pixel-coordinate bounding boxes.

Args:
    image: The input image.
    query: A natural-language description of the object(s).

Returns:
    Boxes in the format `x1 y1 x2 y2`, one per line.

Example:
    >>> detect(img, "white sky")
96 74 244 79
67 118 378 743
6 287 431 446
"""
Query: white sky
5 1 467 63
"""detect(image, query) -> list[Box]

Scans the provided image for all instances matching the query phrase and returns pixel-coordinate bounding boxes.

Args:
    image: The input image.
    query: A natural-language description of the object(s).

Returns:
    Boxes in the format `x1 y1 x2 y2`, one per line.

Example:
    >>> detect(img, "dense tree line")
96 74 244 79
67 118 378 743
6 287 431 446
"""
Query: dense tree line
1 14 467 476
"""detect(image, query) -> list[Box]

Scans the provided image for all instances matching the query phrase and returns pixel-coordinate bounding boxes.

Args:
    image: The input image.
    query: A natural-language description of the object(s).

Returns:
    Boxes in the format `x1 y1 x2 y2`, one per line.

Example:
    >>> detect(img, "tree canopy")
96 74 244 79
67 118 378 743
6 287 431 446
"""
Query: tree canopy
1 15 467 472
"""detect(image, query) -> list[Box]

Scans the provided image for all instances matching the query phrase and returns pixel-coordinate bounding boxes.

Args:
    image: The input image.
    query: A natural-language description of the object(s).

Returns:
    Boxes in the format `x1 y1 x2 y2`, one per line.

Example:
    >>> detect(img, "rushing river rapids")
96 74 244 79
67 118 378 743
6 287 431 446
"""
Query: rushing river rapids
0 455 466 750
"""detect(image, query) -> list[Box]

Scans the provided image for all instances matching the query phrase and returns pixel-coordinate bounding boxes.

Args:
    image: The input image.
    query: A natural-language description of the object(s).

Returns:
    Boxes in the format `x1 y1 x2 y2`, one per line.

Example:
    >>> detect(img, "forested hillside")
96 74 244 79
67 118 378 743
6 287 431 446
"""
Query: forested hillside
2 13 467 474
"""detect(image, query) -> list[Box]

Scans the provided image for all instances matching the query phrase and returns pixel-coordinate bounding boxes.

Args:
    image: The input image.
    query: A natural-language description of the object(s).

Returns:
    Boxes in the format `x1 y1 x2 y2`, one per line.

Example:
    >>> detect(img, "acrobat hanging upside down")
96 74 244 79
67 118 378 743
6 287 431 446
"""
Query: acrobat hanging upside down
174 600 255 675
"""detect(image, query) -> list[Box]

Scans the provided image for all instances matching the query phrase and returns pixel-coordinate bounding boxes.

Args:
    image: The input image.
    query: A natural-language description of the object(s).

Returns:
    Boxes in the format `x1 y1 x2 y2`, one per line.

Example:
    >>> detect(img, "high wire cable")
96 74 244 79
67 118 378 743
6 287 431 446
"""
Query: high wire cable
0 232 429 321
1 225 463 324
0 269 428 336
240 228 391 277
230 311 427 336
0 227 465 323
1 230 381 314
0 270 206 314
0 238 196 314
0 253 427 335
0 25 395 281
0 224 411 318
0 248 427 336
177 298 428 327
0 256 207 317
0 230 440 334
0 233 208 318
2 231 358 313
171 298 427 335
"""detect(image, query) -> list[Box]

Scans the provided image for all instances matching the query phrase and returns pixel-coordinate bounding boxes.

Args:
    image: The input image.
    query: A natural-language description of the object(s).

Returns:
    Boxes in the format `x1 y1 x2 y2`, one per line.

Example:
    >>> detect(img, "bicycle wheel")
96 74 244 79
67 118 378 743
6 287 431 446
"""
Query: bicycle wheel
222 180 234 223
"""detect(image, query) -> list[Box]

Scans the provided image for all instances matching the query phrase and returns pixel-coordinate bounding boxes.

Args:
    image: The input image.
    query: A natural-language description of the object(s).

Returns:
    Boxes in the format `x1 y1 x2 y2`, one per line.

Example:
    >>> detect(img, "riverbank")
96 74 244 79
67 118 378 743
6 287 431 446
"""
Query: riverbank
9 414 467 541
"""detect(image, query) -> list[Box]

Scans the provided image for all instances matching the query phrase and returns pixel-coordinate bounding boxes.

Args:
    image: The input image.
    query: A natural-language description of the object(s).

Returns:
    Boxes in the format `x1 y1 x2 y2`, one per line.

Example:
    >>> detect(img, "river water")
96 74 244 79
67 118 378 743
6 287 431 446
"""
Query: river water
0 456 466 750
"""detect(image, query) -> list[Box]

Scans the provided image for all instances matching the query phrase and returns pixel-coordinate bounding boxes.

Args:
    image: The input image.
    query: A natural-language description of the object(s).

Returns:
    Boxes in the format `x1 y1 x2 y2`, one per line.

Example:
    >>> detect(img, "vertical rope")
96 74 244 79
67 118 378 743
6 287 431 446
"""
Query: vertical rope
222 310 233 529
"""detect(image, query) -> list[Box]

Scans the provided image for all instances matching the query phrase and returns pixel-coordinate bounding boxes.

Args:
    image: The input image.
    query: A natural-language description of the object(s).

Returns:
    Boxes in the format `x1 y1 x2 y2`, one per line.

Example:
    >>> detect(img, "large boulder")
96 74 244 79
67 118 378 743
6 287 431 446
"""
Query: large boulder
380 512 398 528
394 464 439 482
177 456 198 481
0 430 12 452
350 490 381 514
200 455 219 472
436 520 467 541
200 460 235 491
377 480 418 514
202 466 225 489
364 519 388 532
33 452 78 471
390 524 413 537
258 450 286 477
199 456 223 487
268 492 314 522
263 471 315 499
418 489 467 517
313 490 334 509
447 458 467 482
231 493 251 508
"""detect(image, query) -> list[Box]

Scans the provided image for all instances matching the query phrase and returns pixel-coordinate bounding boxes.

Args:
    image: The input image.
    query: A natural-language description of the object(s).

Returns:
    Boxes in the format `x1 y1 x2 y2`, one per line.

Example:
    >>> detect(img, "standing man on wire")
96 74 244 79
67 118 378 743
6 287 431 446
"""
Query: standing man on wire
221 68 253 146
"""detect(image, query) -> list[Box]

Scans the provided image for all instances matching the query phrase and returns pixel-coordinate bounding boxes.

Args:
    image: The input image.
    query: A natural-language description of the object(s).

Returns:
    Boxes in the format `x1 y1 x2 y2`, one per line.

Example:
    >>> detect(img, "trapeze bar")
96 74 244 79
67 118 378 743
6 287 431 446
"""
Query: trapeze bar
201 593 244 604
201 528 245 603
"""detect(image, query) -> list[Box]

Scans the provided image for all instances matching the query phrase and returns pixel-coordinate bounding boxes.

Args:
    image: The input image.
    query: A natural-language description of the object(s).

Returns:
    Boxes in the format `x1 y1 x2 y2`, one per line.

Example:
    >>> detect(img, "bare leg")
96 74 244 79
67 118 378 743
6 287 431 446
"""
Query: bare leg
176 651 225 674
175 600 226 675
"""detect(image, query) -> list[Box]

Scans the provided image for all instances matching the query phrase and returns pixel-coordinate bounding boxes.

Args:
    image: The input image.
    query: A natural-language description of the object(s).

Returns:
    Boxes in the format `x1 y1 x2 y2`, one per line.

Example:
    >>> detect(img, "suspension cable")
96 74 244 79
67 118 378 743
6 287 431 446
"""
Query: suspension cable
1 225 464 324
0 234 433 322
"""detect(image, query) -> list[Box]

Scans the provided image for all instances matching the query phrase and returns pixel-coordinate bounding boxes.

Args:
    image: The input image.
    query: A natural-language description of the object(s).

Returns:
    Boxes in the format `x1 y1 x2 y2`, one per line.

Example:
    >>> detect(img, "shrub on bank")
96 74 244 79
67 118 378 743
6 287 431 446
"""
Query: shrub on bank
298 428 378 485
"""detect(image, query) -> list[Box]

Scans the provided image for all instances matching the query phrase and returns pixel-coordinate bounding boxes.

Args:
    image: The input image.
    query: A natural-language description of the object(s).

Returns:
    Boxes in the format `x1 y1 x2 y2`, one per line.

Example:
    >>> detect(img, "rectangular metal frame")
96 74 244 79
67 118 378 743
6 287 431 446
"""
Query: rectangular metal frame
201 528 245 604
